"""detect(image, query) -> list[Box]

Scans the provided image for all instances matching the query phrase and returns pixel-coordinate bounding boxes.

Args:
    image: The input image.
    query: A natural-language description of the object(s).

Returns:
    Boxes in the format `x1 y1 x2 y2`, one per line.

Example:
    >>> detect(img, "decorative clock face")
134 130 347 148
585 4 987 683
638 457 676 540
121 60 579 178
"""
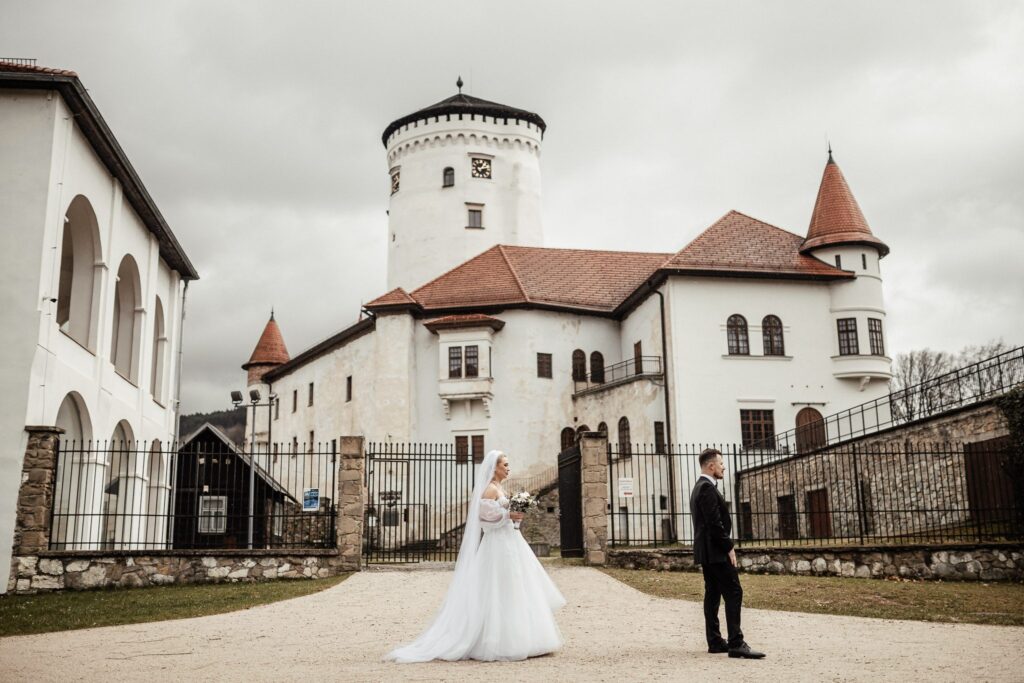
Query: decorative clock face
471 158 492 179
390 171 400 195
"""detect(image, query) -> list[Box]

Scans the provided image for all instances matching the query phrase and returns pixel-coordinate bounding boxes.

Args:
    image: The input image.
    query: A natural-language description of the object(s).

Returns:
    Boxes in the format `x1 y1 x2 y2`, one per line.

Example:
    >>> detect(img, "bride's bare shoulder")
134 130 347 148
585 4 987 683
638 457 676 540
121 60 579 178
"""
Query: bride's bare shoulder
481 483 500 500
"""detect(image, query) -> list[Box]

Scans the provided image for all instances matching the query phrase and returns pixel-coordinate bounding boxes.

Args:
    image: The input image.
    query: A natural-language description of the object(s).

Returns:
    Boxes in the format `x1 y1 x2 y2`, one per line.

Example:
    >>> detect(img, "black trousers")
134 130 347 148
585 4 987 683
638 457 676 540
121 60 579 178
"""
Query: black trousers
701 561 744 647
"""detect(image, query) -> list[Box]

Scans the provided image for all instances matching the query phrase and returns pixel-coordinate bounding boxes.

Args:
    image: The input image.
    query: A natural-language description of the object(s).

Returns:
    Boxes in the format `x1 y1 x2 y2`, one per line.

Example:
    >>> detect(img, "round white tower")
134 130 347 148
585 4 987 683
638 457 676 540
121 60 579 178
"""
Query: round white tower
382 79 546 292
801 151 892 389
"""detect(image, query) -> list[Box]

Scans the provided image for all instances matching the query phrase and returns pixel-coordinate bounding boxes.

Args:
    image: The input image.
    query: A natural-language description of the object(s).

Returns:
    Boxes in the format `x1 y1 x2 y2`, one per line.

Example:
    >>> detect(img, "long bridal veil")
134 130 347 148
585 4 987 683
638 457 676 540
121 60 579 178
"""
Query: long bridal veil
384 450 503 663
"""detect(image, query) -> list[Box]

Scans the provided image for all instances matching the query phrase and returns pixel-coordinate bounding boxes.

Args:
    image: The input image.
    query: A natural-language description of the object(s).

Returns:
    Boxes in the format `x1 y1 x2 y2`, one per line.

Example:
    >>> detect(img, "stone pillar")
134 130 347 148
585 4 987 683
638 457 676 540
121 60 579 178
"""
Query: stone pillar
336 436 365 570
580 432 609 566
8 426 63 591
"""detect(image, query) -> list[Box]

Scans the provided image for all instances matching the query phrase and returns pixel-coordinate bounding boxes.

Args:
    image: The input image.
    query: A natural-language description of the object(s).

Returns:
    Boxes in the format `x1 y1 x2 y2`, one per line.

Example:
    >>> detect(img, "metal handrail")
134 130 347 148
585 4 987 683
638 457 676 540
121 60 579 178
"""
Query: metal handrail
574 355 663 395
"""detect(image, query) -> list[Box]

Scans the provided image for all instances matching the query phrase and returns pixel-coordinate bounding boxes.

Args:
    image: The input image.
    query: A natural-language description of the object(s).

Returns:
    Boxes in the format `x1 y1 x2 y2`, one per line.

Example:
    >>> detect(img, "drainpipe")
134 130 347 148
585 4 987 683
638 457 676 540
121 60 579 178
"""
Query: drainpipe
648 278 677 540
167 279 188 547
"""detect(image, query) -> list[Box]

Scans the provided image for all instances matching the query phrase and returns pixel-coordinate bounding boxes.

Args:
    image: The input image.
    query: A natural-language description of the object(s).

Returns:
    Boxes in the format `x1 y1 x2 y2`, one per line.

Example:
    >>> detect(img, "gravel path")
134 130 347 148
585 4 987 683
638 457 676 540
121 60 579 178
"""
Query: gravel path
1 565 1022 682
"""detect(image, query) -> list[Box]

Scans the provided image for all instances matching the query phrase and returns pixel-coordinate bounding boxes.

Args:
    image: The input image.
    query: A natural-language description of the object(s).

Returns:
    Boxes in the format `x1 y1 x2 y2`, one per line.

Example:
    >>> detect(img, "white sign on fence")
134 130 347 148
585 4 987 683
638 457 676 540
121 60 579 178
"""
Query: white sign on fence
618 477 634 499
303 488 321 512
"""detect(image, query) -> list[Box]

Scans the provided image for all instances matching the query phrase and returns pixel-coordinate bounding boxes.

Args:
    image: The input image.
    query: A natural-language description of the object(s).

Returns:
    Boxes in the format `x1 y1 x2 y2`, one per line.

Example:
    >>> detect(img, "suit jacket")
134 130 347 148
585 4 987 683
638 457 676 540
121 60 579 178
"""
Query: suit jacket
690 477 734 565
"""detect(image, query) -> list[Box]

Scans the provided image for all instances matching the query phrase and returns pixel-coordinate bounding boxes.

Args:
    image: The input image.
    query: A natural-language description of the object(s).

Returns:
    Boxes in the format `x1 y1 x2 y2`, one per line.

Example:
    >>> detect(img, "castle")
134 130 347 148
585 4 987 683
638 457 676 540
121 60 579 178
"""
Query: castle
242 82 893 480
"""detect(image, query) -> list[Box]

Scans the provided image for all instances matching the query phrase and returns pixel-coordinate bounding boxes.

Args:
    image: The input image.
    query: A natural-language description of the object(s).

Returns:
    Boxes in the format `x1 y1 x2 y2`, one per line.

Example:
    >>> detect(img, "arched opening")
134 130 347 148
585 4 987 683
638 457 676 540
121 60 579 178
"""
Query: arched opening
727 314 749 355
442 166 454 187
53 392 93 549
762 315 785 356
150 297 167 402
111 255 143 383
572 349 587 382
617 416 631 457
795 407 827 453
590 351 605 383
56 195 102 350
597 421 608 437
103 420 137 548
560 427 575 452
146 440 169 548
576 425 590 438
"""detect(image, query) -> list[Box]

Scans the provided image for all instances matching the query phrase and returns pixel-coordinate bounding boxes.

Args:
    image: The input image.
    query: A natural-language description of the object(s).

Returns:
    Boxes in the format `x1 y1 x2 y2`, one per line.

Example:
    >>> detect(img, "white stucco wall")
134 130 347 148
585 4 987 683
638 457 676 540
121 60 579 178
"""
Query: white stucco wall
1 89 186 591
385 115 544 292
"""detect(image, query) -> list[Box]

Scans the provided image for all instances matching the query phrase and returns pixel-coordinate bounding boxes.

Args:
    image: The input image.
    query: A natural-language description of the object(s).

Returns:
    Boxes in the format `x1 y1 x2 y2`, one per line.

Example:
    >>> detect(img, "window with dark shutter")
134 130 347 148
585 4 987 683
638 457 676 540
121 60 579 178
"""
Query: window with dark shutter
837 318 859 355
455 436 469 464
654 421 666 454
537 353 552 378
449 346 463 378
572 349 586 381
472 435 484 463
590 351 605 383
465 345 479 378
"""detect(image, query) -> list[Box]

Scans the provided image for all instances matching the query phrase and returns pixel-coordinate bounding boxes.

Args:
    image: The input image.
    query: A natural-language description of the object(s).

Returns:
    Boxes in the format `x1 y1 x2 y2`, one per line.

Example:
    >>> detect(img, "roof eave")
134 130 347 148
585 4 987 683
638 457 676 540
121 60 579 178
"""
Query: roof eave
263 317 376 382
0 71 199 280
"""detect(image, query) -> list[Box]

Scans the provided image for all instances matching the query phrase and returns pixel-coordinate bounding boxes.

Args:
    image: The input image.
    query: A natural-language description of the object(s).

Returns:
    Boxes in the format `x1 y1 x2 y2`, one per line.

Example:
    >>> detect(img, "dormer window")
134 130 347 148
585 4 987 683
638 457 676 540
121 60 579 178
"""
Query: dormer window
443 167 454 187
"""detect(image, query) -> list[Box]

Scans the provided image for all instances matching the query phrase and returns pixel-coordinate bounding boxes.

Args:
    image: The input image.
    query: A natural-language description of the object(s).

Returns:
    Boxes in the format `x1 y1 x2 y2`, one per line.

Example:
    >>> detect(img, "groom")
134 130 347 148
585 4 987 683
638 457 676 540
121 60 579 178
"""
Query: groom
690 448 765 659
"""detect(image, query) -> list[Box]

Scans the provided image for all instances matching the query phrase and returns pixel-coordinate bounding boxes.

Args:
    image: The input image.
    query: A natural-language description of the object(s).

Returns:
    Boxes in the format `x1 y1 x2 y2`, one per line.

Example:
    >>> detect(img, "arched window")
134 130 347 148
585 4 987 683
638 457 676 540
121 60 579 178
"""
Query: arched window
762 315 784 356
56 195 102 350
576 425 590 438
104 420 136 549
111 255 143 383
146 440 169 548
597 421 608 437
727 314 749 355
150 297 167 403
572 349 587 381
590 351 605 383
442 166 454 187
53 392 94 549
617 416 631 457
560 427 575 452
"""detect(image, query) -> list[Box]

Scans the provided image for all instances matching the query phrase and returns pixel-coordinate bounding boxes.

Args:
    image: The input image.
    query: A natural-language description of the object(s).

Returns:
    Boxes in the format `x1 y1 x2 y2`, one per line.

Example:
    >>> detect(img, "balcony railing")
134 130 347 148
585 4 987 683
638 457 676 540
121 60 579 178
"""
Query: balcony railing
573 356 663 396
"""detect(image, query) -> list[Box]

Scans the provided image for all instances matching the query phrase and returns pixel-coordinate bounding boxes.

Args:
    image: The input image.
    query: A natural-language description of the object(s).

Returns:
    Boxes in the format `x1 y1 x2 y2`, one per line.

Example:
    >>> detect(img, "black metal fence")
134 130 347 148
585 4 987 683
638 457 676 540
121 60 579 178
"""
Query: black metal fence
772 346 1024 453
363 442 477 563
607 438 1020 548
50 439 337 551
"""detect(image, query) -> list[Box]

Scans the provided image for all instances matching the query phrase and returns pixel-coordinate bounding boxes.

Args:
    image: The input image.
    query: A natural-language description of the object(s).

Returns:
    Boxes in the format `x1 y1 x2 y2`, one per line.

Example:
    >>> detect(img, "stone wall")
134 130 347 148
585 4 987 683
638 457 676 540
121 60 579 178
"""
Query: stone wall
11 551 347 592
520 482 560 548
608 544 1024 582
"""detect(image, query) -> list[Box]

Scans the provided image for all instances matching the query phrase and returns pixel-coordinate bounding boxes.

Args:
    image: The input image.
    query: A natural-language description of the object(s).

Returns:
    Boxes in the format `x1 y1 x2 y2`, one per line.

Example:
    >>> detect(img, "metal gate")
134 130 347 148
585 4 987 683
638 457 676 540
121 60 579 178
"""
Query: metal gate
557 445 583 558
363 442 476 563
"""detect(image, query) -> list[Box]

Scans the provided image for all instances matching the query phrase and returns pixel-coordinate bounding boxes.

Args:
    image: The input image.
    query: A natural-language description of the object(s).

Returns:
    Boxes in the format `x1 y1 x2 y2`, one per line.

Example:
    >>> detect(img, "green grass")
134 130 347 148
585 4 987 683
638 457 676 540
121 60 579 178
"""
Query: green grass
0 574 350 638
601 568 1024 626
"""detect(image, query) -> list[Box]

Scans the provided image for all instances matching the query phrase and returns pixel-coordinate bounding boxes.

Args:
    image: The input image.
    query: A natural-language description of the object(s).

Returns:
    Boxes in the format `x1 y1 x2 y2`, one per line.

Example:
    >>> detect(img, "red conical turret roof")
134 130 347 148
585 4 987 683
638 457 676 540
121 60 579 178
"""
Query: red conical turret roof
242 312 290 370
801 152 889 256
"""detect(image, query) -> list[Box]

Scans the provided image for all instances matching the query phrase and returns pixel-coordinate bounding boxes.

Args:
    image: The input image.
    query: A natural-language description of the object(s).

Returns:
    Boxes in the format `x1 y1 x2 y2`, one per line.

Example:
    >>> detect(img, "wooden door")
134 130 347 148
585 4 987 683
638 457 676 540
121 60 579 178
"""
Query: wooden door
634 341 643 374
777 494 798 540
964 437 1015 524
795 407 827 453
806 488 832 539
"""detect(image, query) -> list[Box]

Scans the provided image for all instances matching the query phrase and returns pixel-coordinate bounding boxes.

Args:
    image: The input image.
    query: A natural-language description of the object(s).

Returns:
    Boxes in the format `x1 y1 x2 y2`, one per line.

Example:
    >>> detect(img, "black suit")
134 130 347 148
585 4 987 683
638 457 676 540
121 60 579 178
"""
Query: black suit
690 476 744 648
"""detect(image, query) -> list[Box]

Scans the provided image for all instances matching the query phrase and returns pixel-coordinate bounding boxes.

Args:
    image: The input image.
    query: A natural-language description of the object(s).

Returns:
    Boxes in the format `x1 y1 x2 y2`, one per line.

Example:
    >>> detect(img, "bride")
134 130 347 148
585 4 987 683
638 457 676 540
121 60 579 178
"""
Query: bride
385 450 566 662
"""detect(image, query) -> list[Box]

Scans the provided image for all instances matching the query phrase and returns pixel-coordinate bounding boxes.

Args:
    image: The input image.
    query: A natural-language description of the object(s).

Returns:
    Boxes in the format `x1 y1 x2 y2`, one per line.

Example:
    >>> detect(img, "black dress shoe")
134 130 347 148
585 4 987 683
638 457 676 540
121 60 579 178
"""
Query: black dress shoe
707 642 730 654
728 642 766 659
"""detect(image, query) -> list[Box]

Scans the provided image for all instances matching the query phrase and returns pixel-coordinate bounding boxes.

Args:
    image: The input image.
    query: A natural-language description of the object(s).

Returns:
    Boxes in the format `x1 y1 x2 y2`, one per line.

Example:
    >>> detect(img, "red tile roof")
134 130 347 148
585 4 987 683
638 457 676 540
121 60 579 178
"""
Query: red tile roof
412 245 670 313
424 313 506 333
242 314 290 368
663 211 854 279
365 287 417 309
802 155 889 256
0 60 77 77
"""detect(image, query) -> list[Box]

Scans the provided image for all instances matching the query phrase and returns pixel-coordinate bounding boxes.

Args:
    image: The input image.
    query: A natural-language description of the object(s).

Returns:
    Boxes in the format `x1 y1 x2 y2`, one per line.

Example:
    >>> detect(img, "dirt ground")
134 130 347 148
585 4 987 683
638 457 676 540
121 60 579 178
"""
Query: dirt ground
1 565 1022 682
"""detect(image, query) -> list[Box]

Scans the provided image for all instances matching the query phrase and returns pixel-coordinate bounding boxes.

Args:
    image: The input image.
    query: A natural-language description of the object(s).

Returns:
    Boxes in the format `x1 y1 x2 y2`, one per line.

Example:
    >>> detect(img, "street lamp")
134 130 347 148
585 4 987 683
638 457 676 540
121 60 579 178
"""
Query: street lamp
231 389 277 549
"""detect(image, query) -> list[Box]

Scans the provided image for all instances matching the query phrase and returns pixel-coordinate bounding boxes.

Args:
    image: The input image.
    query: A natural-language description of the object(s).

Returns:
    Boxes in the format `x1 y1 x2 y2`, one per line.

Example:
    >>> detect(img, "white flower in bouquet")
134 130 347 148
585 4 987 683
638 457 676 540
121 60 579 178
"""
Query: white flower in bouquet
508 491 538 530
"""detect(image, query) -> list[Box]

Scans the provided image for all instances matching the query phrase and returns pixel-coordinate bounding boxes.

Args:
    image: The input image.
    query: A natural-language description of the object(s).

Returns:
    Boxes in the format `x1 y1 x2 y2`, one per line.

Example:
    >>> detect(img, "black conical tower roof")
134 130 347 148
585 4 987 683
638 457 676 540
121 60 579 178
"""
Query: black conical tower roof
382 91 546 146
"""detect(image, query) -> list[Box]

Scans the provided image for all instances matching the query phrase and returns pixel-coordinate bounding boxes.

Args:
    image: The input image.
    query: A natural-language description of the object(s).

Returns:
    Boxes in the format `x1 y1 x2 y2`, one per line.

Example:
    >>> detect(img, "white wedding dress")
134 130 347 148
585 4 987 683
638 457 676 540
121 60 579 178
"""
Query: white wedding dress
385 451 566 663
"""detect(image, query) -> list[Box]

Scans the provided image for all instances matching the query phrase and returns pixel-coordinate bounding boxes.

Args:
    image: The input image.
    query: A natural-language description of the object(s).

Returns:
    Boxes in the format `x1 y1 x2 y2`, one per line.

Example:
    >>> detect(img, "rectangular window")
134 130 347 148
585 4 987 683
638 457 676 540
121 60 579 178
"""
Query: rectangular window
448 346 463 378
777 494 798 540
654 421 666 454
275 397 280 420
198 495 227 534
308 382 314 407
346 375 352 402
868 318 885 356
455 435 469 464
467 208 483 229
634 341 643 374
292 389 297 413
472 435 484 464
837 318 859 355
740 502 754 540
861 253 867 270
834 254 842 269
382 508 400 526
272 500 284 538
740 409 775 449
537 352 552 379
465 345 479 378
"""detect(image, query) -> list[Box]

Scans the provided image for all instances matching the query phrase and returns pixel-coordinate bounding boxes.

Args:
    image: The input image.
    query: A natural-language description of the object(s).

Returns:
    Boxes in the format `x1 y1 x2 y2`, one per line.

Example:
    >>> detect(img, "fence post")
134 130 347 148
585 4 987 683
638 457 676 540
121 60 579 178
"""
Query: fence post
851 443 866 544
580 432 609 566
336 436 365 570
7 426 63 591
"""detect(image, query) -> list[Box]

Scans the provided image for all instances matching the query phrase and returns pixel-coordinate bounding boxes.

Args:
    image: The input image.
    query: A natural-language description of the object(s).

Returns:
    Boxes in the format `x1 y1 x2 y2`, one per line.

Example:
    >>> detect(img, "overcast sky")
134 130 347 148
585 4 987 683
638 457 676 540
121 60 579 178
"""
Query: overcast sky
5 1 1022 414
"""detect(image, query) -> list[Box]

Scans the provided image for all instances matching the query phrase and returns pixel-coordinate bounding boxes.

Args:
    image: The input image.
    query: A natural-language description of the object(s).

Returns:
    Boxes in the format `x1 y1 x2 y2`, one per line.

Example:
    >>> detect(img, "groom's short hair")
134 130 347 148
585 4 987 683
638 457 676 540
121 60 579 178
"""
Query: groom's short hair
699 448 722 467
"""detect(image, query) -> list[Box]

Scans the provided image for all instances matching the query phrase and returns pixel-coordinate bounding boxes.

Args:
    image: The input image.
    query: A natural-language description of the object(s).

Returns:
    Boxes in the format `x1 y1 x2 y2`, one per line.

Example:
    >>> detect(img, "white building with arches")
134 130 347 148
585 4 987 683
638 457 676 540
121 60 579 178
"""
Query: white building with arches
0 62 198 589
242 86 893 511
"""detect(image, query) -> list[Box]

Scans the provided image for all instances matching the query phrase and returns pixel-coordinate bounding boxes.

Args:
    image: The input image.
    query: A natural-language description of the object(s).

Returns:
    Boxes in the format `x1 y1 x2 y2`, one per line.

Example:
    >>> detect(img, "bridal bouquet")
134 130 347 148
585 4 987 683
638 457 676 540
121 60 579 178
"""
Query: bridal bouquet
508 491 538 530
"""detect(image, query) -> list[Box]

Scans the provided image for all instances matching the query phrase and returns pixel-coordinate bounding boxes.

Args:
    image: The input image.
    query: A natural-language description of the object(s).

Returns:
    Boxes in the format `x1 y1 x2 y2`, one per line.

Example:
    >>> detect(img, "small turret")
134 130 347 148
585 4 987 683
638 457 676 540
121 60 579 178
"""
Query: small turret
801 150 889 256
242 311 289 386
